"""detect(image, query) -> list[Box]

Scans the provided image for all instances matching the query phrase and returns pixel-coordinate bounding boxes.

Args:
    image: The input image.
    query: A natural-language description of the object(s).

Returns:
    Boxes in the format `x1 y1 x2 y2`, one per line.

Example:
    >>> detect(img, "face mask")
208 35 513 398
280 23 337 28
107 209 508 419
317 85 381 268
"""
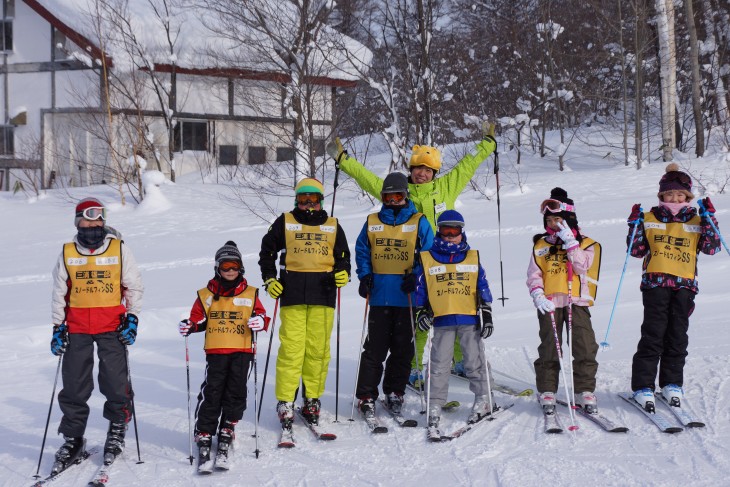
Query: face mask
77 226 106 248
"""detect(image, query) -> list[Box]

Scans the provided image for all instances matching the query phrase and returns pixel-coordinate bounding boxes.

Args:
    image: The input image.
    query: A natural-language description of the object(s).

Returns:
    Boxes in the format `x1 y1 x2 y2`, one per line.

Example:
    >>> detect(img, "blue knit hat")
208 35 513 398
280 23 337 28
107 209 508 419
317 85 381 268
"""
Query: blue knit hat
437 210 465 228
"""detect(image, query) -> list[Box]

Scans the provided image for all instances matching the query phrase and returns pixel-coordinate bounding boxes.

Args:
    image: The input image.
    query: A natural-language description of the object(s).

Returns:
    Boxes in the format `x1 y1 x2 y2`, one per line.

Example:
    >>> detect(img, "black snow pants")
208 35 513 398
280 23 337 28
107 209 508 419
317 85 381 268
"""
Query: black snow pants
194 352 253 435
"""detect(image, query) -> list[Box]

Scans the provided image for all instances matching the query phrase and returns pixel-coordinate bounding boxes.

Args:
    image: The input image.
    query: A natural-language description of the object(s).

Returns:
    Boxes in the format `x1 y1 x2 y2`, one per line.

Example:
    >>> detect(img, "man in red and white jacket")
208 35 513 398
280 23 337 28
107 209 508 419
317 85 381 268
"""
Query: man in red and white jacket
49 197 144 474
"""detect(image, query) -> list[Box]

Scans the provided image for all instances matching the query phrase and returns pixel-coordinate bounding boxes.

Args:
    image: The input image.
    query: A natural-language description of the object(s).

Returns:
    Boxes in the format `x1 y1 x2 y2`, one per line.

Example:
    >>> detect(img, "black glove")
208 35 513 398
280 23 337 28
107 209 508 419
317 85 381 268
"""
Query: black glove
358 274 373 299
479 302 493 339
118 313 138 346
51 323 68 356
401 272 417 294
415 307 433 332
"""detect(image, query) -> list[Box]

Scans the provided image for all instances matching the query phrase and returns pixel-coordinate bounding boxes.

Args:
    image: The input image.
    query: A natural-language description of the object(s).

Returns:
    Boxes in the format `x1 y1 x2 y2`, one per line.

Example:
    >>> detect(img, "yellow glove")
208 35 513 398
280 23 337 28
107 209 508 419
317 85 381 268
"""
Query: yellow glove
334 270 349 288
264 278 284 299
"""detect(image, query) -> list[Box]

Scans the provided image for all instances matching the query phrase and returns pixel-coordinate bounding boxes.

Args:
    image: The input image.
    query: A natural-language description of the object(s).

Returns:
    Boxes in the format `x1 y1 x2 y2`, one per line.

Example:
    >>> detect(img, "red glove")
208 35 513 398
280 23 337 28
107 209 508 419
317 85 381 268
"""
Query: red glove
699 197 715 216
627 204 643 224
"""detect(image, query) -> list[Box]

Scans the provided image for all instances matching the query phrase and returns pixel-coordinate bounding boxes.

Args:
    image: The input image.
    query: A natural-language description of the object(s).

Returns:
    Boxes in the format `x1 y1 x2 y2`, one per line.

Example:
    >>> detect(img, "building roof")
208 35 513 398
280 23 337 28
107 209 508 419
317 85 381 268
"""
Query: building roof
26 0 370 87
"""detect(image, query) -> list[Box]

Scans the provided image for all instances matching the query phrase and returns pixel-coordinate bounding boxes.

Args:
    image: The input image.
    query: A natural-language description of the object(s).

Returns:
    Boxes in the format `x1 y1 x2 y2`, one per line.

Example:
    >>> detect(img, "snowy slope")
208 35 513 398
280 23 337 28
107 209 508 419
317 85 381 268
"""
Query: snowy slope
2 131 730 486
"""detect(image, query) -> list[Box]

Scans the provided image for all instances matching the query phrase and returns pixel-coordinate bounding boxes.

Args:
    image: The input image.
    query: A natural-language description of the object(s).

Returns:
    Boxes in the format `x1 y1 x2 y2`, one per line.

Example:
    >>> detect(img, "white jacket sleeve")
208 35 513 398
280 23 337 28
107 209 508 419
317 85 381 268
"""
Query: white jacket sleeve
51 250 69 325
121 243 144 316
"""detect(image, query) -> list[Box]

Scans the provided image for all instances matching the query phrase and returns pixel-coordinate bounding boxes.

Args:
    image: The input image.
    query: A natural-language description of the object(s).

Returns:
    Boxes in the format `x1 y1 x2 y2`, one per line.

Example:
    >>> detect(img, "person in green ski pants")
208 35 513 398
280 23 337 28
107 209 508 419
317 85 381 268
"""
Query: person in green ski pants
327 136 496 388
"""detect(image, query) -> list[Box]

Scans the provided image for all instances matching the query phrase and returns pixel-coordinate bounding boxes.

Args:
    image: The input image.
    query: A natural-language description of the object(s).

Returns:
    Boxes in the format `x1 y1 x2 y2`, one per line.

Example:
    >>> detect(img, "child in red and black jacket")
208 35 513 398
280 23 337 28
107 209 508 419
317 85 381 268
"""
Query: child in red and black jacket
627 164 721 412
178 241 269 467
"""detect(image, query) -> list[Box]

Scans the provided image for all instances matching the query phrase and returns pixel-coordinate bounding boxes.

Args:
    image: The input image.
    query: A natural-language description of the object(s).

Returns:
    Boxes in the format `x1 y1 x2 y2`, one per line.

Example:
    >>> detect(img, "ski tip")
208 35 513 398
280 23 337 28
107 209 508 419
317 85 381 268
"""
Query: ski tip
277 442 295 448
610 427 630 433
664 427 684 434
687 422 706 428
401 420 419 428
319 433 337 440
372 426 388 434
568 425 579 431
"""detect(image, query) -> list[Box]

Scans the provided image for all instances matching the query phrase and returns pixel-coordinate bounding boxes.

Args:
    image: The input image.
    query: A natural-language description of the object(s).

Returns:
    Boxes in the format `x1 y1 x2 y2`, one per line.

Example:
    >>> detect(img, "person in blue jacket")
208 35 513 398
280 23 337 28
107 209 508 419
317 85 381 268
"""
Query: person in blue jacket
355 172 434 418
413 210 496 433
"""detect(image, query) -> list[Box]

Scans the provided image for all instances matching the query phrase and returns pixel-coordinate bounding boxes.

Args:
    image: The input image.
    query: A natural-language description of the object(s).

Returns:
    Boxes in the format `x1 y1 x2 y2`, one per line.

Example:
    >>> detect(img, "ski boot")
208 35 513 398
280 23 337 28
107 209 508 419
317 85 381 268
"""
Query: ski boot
277 401 295 431
427 405 442 441
661 384 683 407
468 394 496 424
359 397 376 420
539 391 557 414
575 391 598 414
302 398 321 425
215 420 236 469
103 421 127 464
633 388 656 413
51 435 86 476
195 432 212 465
409 369 424 391
384 392 404 415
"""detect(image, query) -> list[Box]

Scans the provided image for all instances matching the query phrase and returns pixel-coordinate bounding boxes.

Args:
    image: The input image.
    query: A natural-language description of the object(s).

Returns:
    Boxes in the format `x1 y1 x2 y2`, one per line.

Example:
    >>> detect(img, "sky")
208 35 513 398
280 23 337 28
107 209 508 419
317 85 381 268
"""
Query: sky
1 126 729 486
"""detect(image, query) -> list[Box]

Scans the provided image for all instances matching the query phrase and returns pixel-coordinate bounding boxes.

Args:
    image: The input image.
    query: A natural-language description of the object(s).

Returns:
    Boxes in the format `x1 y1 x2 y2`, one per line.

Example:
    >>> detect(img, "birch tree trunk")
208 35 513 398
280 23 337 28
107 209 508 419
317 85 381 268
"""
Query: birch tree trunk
700 0 729 128
655 0 676 162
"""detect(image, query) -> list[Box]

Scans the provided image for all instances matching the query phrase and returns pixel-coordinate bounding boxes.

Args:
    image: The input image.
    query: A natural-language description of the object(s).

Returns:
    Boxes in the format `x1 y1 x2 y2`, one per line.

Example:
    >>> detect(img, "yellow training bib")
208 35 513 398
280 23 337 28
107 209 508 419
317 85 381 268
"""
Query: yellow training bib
421 250 479 317
198 285 257 350
643 213 700 279
533 237 601 305
283 213 337 272
64 239 123 308
366 212 422 274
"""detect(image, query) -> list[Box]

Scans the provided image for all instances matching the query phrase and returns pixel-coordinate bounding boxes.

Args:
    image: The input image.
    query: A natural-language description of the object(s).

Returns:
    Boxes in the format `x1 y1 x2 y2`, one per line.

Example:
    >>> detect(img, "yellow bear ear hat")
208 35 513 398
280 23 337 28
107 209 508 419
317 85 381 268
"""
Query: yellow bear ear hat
409 145 442 172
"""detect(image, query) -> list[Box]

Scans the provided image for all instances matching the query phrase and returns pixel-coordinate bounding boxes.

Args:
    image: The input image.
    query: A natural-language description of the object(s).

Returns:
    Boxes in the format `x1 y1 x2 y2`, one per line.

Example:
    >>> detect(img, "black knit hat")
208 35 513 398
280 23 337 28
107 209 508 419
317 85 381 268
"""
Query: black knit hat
215 240 244 276
543 187 579 231
381 172 409 195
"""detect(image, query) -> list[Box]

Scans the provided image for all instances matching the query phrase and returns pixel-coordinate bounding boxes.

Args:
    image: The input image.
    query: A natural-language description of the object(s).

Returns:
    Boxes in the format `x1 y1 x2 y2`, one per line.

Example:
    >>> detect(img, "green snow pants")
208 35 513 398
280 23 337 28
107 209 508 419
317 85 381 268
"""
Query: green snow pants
275 304 335 402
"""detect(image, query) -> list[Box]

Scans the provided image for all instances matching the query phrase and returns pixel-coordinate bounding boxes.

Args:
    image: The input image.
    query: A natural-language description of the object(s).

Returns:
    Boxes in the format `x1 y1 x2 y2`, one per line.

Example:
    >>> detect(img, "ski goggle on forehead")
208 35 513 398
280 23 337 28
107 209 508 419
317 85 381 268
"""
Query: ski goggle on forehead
295 193 322 205
382 191 407 204
438 226 463 237
540 199 576 215
79 206 107 221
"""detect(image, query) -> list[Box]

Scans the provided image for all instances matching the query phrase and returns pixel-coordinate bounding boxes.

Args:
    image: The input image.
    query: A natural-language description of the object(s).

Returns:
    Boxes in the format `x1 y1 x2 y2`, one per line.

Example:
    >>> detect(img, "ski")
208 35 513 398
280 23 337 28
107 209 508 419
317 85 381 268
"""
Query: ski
441 403 514 440
618 392 683 433
656 394 705 428
295 408 337 440
88 452 119 486
555 399 629 433
31 447 99 487
214 447 231 471
451 372 534 397
379 399 418 427
540 403 564 434
362 410 388 434
277 425 295 449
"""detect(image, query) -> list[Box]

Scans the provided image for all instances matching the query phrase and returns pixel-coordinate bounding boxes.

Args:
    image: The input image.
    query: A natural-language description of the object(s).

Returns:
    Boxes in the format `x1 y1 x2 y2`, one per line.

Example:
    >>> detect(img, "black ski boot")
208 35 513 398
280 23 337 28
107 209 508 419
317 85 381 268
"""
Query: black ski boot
51 435 86 475
302 398 321 425
196 432 212 465
103 421 127 464
215 420 236 468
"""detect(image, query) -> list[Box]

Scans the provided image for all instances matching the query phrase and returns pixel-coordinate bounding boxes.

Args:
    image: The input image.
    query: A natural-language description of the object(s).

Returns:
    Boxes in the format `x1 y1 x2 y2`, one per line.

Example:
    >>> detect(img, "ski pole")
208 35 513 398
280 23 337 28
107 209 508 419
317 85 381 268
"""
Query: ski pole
334 287 342 422
704 212 730 256
257 298 278 422
485 122 508 306
252 331 260 459
34 354 63 479
407 294 426 414
565 262 577 409
184 337 193 465
349 297 369 421
478 305 494 415
425 326 434 424
601 213 642 349
330 138 344 215
125 346 143 464
548 310 578 431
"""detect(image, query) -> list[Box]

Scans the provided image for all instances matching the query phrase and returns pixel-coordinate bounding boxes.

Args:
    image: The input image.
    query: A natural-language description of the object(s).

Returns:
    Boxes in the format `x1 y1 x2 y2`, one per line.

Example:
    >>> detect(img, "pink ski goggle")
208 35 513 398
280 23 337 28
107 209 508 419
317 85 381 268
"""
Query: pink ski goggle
540 199 576 215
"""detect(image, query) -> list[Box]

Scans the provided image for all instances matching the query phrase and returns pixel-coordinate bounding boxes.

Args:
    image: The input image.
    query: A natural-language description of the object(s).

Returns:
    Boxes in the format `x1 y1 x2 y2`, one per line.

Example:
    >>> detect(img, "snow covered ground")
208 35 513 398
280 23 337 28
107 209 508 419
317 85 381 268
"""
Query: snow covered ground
2 129 730 486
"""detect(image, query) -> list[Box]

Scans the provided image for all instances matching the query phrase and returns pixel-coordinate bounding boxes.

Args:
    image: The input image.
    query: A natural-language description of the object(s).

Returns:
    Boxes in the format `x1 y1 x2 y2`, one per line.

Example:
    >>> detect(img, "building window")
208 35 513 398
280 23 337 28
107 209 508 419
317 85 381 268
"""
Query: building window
0 125 14 155
219 145 238 166
248 146 266 165
276 147 295 163
1 20 12 52
173 120 208 152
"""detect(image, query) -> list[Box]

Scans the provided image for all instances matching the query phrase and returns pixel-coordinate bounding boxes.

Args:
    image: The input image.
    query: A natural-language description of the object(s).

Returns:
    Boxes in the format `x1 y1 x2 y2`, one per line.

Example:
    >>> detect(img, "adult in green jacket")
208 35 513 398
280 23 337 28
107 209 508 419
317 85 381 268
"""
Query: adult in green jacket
327 136 496 387
327 138 496 232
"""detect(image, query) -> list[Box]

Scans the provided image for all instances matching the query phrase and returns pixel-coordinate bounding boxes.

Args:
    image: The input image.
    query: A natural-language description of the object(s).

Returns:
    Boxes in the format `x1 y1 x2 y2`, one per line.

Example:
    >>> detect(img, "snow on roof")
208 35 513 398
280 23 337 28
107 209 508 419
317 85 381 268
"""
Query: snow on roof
29 0 370 84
